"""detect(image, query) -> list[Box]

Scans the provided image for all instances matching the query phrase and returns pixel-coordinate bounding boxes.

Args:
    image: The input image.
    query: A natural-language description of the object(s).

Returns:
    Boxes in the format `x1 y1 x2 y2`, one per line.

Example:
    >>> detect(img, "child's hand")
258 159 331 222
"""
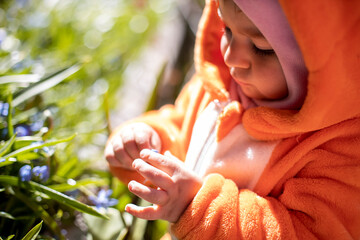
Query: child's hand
105 123 161 170
125 149 202 223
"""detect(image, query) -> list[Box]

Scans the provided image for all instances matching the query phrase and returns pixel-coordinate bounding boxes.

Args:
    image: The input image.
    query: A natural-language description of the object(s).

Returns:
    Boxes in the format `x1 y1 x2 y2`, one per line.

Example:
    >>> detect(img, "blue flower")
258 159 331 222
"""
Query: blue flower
19 165 32 182
30 120 44 132
89 189 118 209
32 165 49 182
14 124 32 137
30 141 55 156
0 102 9 117
42 146 55 156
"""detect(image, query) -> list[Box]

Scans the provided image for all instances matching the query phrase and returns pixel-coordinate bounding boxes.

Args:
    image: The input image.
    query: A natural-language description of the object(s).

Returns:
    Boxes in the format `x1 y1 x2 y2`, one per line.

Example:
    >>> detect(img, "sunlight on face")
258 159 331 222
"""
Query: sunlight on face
218 0 288 101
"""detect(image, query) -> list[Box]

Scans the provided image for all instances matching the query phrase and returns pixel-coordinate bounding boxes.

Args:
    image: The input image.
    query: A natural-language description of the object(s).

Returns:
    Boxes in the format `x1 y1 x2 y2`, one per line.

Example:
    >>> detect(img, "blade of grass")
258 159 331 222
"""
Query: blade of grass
14 136 43 149
145 62 167 112
0 175 108 219
0 134 17 157
128 198 150 240
103 91 112 135
0 134 76 168
21 221 43 240
55 156 78 178
13 189 62 239
7 94 14 138
48 178 108 192
12 64 81 107
0 74 40 85
0 211 16 220
5 235 15 240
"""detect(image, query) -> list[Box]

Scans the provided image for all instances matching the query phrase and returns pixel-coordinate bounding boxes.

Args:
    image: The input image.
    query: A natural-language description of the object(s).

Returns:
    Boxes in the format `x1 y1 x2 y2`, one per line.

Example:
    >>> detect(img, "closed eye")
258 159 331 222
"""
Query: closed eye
252 43 275 57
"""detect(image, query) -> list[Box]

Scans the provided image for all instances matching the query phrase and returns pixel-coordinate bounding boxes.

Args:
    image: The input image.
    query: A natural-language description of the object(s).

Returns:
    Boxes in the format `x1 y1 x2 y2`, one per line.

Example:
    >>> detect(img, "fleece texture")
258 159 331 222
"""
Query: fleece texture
108 0 360 239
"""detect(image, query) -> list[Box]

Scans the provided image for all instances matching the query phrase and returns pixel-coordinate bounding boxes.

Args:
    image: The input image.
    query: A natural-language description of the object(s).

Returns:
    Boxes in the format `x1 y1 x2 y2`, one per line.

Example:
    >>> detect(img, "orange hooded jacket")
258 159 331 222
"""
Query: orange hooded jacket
109 0 360 239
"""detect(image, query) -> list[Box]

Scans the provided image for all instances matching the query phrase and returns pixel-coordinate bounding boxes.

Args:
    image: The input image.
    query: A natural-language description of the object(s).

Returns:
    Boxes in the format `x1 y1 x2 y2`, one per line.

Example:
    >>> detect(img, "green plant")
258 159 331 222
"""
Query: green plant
0 70 112 239
0 0 188 239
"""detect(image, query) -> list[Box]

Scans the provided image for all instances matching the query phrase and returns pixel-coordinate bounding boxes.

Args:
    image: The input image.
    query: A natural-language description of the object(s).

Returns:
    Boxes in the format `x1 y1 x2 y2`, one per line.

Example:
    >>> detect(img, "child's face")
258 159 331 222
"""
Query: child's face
218 0 288 101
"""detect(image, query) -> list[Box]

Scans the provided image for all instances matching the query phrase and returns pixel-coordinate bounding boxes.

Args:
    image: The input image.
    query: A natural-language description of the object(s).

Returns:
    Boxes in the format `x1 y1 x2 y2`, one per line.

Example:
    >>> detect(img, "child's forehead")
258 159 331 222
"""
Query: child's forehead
218 0 245 22
218 0 264 39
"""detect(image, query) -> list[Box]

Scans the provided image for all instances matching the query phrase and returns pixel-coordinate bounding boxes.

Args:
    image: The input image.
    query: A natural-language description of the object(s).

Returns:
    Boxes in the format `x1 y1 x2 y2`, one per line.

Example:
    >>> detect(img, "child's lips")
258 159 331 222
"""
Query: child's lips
230 70 251 86
237 81 251 86
232 77 251 87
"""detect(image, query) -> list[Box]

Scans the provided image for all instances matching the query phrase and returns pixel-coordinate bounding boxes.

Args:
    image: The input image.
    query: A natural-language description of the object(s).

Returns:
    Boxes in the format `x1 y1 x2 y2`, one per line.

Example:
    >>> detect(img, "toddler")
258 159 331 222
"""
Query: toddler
105 0 360 239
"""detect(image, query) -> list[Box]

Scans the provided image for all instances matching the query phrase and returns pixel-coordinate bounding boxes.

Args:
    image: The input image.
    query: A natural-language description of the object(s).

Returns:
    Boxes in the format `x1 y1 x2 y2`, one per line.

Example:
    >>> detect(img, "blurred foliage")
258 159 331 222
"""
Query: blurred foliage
0 0 177 239
0 0 175 164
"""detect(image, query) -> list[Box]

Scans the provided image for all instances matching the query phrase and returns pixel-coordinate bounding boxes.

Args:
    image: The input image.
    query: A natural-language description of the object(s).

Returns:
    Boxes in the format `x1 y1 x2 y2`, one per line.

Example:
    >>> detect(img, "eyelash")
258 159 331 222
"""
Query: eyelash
222 26 275 57
251 44 275 56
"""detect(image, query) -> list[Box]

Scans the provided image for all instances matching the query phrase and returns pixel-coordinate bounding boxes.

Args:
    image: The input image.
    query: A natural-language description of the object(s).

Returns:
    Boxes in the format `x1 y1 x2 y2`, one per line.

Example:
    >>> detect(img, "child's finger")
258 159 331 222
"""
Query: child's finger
108 137 133 169
104 143 121 166
133 130 152 151
120 127 140 159
164 150 183 164
128 180 168 205
139 149 181 176
125 204 162 221
132 159 173 190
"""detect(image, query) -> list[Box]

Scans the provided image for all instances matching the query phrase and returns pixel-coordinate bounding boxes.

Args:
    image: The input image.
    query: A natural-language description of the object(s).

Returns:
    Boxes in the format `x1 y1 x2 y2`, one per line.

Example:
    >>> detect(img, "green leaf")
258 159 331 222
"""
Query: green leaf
0 134 76 168
15 152 41 162
0 175 108 219
128 199 150 240
7 94 14 138
11 108 38 127
84 208 130 240
12 64 81 107
0 211 16 220
13 189 61 237
48 178 108 192
21 221 43 240
14 136 43 149
0 134 17 157
55 156 78 178
5 235 15 240
145 62 167 112
0 74 40 85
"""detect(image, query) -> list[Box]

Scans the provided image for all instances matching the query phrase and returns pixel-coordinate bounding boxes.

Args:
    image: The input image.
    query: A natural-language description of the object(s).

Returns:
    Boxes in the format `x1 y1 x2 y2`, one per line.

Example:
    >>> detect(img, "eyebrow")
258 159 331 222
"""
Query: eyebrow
217 7 265 39
243 26 264 39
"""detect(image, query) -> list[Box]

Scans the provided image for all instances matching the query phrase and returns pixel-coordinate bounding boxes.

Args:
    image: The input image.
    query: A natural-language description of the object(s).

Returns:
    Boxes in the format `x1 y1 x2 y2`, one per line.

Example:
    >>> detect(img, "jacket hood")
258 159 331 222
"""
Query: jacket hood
234 0 308 110
195 0 360 140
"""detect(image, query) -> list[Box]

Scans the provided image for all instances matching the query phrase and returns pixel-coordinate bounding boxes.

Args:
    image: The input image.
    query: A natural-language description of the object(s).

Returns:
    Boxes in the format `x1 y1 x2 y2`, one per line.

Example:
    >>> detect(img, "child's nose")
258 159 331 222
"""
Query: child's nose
223 40 251 69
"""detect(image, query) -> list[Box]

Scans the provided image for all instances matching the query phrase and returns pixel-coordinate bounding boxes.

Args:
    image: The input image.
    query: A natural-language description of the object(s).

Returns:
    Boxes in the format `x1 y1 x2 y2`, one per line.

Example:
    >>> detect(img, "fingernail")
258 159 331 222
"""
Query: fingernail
132 159 140 168
128 181 133 190
125 204 130 212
